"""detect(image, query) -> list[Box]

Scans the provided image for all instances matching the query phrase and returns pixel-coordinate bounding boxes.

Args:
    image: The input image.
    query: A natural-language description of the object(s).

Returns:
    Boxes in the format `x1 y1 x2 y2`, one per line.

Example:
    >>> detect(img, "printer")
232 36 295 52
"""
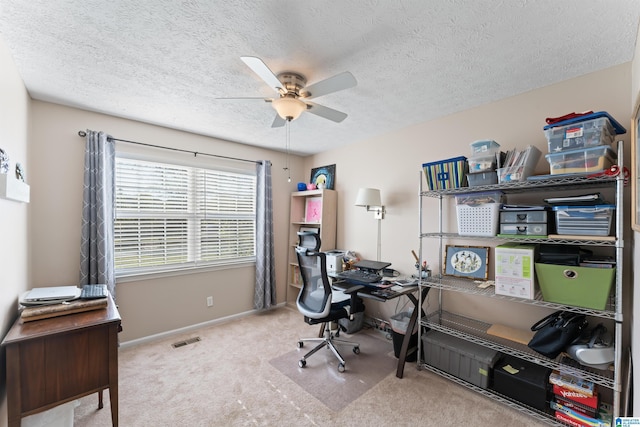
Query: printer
325 250 345 273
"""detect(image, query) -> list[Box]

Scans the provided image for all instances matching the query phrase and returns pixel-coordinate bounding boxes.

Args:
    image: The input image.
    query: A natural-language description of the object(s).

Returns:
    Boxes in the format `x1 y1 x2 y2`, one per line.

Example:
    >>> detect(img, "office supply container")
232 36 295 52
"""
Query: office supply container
422 330 500 389
422 156 468 190
466 171 498 186
455 191 503 236
500 210 549 224
545 116 615 153
470 139 500 155
535 263 615 310
499 223 548 236
545 146 615 175
553 205 615 236
492 354 551 411
468 154 497 172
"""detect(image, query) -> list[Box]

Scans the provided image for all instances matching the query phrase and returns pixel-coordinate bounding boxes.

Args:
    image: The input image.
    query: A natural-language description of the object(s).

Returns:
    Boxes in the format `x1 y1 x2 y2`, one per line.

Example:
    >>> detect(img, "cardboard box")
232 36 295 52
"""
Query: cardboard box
495 243 537 299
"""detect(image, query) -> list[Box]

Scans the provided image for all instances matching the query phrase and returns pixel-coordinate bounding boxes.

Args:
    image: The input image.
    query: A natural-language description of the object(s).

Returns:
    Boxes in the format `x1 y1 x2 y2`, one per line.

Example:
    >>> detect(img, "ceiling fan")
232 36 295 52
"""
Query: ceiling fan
223 56 357 128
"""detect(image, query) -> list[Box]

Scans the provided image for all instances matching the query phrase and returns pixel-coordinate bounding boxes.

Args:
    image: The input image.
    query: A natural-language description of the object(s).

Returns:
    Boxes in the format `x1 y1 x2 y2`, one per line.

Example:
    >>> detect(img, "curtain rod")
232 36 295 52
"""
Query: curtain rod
77 130 264 165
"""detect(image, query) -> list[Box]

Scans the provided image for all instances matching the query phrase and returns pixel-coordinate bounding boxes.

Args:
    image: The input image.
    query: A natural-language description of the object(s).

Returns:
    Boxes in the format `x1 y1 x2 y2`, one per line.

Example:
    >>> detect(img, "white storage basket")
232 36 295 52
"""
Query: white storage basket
456 203 501 236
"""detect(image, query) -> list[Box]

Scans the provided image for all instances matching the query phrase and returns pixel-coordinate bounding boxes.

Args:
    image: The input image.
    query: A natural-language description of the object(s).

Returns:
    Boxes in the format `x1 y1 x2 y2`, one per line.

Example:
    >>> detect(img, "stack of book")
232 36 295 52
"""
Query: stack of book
549 370 612 427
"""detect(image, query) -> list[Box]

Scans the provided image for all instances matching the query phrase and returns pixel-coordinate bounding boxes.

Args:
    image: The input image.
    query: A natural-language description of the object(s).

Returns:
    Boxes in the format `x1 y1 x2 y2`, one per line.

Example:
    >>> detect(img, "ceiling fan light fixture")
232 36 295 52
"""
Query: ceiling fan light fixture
272 96 306 121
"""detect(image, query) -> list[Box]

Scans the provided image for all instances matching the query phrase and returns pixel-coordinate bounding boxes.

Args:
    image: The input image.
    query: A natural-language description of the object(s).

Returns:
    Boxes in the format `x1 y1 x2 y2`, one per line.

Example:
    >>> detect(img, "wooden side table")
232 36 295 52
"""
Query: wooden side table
1 294 121 427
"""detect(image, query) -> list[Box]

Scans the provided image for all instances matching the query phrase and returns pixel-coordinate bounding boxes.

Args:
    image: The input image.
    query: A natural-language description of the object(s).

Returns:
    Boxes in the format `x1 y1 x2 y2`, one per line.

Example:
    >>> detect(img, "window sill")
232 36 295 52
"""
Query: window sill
115 261 255 283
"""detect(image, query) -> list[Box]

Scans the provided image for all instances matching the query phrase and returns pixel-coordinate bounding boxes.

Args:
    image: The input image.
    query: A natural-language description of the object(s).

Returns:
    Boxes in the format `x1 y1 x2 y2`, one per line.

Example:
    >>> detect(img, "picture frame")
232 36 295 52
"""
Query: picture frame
310 164 336 190
443 245 490 280
632 96 640 231
304 197 323 223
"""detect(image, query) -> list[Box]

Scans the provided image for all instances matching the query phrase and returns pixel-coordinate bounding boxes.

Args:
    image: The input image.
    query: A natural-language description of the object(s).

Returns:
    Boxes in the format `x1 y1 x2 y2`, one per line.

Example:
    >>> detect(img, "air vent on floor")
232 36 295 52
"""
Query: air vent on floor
172 337 201 348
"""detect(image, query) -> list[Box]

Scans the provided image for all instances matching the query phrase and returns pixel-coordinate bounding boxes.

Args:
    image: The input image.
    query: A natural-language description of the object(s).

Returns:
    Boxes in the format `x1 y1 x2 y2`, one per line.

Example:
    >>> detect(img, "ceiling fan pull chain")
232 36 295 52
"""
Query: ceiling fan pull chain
284 120 291 182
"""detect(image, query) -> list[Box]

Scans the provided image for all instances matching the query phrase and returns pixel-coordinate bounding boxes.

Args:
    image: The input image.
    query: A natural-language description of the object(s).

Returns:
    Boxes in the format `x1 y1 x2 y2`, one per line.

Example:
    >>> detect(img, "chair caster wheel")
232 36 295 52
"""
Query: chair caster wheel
353 346 360 354
338 363 345 373
297 341 304 348
299 359 306 368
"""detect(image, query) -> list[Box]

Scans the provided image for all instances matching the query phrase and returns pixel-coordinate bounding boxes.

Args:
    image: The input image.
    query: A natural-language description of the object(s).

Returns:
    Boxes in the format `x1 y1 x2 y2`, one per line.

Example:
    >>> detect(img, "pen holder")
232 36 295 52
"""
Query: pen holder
415 263 431 279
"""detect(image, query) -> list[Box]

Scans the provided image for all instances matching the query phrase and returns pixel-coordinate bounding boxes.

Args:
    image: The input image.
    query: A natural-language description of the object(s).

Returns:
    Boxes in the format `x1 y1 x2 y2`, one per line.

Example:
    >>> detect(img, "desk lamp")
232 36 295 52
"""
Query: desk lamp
355 188 385 261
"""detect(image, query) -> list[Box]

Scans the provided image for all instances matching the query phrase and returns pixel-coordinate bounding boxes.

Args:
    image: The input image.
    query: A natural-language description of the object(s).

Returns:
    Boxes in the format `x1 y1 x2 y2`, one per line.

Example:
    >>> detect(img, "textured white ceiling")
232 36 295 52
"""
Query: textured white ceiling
1 1 639 155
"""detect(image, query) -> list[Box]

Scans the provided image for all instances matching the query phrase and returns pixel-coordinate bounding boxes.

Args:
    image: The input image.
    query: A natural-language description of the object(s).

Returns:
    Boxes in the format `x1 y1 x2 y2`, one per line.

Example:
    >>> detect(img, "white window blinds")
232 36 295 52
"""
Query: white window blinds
114 157 256 275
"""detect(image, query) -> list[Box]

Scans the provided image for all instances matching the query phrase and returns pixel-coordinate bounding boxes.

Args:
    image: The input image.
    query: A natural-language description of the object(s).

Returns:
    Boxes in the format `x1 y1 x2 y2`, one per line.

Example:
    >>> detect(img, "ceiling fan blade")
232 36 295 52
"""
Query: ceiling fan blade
240 56 284 94
271 114 286 128
305 102 348 123
300 71 357 100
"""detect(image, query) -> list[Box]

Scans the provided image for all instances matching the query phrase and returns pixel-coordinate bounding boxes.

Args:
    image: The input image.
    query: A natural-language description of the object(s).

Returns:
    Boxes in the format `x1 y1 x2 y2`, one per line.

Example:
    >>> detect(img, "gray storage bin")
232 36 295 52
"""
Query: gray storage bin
499 223 548 236
422 330 500 388
500 210 548 224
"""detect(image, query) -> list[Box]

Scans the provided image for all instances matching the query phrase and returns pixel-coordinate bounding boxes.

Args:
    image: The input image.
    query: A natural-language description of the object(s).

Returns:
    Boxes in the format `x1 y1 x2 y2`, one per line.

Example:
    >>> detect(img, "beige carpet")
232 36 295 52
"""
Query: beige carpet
71 306 549 426
269 331 397 411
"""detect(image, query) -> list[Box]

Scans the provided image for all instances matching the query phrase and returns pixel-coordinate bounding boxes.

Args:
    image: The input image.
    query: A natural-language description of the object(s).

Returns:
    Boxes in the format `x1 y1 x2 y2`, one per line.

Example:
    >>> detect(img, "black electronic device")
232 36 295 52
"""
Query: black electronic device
335 269 382 285
353 259 391 272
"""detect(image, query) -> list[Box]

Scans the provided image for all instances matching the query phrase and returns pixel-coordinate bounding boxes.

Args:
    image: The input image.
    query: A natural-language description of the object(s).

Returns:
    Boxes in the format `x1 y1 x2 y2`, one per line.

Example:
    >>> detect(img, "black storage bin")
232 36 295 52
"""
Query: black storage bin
537 244 581 266
492 354 552 411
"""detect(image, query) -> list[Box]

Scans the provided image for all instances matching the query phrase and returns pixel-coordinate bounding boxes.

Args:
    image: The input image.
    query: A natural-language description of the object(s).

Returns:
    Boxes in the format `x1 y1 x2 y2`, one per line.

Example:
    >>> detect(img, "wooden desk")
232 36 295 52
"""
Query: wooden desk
1 295 121 427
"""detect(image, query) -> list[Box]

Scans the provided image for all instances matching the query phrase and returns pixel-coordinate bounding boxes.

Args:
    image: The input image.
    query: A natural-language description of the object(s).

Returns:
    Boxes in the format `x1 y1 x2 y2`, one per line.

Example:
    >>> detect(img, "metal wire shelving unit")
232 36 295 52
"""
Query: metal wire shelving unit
415 141 625 425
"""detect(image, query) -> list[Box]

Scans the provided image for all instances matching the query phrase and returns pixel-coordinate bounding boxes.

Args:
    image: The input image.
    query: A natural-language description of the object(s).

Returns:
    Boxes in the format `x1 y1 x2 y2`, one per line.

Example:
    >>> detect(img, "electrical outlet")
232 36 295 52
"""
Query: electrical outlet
206 296 213 307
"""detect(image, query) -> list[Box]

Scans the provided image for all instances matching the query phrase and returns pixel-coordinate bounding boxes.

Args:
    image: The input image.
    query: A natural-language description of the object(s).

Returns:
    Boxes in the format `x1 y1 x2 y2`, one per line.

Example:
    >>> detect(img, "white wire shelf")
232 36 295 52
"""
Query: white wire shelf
419 276 616 319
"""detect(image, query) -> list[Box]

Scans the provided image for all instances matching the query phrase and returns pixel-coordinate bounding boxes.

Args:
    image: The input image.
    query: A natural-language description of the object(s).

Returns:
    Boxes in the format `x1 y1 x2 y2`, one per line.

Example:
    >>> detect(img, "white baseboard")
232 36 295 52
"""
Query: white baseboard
120 302 286 349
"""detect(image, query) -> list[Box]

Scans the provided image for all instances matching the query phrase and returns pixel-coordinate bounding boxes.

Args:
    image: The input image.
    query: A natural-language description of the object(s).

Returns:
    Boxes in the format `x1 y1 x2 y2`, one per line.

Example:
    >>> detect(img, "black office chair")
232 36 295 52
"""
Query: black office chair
295 231 365 372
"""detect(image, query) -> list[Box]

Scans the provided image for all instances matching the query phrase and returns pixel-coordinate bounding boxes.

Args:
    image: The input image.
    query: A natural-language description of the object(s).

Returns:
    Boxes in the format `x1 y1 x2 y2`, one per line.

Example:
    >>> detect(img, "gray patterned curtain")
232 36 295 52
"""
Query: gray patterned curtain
79 130 116 298
254 160 276 309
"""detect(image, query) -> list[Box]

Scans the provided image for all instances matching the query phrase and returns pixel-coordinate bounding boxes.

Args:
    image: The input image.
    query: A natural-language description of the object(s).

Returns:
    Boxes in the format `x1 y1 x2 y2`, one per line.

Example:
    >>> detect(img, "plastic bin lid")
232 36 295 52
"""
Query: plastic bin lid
543 111 626 134
552 204 615 211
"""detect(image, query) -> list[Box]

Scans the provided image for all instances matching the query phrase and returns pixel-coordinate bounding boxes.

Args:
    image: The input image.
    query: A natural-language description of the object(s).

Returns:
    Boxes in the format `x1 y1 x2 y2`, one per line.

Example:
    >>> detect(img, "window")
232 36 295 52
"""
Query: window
114 157 256 276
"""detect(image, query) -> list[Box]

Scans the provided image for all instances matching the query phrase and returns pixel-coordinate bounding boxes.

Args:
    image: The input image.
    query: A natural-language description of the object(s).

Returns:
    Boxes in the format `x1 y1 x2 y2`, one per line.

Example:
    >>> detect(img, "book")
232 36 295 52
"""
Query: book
549 370 595 397
555 397 597 418
551 401 611 427
21 298 107 322
553 384 599 409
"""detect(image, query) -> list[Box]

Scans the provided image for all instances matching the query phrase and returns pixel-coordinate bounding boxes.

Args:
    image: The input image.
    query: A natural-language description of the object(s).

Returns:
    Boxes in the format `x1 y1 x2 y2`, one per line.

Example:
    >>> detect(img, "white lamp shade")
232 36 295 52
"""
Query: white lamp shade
355 188 382 207
272 97 306 120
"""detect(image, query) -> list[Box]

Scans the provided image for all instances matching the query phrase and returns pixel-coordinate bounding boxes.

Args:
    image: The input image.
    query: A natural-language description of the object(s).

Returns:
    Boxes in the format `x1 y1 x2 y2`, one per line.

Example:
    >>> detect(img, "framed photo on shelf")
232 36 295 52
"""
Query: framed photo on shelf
310 164 336 190
443 245 489 280
304 197 323 223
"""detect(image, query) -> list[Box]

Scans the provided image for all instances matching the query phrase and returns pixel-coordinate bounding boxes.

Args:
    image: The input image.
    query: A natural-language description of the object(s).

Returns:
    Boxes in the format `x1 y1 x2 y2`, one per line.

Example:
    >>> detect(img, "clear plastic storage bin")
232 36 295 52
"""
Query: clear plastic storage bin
470 139 500 155
467 171 498 186
545 146 615 175
553 205 615 236
545 116 615 153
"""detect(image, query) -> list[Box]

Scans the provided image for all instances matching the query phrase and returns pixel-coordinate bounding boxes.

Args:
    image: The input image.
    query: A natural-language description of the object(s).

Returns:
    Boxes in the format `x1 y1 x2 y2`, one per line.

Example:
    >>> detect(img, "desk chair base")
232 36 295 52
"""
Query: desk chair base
297 322 360 372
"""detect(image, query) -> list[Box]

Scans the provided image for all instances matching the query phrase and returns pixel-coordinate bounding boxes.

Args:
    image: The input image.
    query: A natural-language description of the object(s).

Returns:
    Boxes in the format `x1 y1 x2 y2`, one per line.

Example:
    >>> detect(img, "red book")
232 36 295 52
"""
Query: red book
553 384 598 409
555 397 597 418
555 410 590 427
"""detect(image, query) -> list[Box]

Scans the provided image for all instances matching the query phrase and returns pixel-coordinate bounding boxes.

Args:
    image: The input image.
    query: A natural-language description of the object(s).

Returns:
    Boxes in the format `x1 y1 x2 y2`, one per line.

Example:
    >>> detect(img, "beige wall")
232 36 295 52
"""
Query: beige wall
27 102 305 343
630 20 640 416
310 64 632 331
0 37 31 427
